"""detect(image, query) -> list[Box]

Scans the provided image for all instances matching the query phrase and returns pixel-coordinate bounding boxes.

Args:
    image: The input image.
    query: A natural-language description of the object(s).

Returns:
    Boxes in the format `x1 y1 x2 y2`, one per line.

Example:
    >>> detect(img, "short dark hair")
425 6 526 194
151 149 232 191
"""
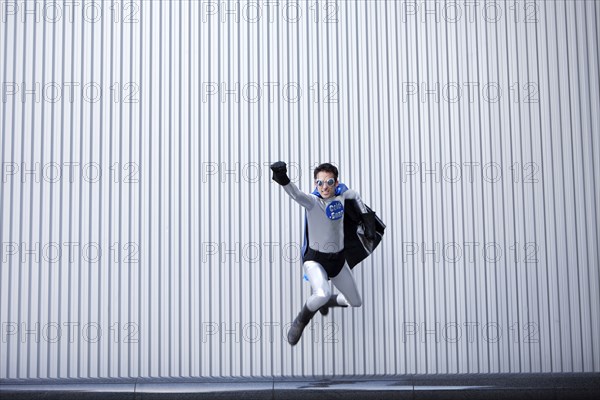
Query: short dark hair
313 163 339 180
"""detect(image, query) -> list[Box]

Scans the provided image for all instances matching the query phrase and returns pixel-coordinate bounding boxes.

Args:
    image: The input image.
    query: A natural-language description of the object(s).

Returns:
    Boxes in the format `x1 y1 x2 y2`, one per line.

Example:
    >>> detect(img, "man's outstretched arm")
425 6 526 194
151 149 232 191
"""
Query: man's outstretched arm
270 161 315 210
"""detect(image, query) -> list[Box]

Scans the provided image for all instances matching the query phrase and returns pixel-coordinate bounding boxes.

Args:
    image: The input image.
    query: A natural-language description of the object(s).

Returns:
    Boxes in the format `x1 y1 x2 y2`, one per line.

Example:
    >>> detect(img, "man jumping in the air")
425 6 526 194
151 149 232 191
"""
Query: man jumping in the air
270 161 384 345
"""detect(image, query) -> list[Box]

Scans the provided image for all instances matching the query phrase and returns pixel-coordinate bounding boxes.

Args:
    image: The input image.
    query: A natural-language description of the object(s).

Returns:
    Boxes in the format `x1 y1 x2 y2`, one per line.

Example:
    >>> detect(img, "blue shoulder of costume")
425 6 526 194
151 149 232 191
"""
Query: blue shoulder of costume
311 182 349 198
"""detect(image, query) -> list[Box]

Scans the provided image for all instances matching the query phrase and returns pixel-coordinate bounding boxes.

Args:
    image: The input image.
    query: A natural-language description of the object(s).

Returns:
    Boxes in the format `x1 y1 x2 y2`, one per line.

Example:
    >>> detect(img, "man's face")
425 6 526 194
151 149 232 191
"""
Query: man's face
315 171 338 199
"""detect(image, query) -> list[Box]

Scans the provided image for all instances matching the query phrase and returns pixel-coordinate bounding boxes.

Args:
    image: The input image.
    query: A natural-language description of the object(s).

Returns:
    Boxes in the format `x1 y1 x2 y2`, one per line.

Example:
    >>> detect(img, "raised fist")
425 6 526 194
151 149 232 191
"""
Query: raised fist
270 161 290 186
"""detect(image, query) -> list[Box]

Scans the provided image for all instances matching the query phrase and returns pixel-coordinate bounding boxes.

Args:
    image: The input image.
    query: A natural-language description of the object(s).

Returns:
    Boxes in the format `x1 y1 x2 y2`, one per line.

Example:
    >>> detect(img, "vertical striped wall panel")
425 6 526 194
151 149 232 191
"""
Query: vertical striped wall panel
0 0 599 378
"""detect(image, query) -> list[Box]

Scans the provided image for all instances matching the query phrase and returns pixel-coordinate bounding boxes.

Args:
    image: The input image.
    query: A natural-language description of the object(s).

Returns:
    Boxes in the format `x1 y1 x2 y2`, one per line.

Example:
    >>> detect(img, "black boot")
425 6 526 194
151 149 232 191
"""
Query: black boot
319 294 349 316
287 304 317 346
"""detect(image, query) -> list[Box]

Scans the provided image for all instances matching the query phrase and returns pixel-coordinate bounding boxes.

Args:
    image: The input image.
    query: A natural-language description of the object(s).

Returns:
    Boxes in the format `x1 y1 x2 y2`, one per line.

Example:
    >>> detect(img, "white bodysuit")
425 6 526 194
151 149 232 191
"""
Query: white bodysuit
281 181 366 310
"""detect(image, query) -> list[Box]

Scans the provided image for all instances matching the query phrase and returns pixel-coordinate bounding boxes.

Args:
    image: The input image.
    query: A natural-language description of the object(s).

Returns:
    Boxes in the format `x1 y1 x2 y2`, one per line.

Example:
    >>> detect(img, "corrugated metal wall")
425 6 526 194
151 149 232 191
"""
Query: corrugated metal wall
1 0 599 379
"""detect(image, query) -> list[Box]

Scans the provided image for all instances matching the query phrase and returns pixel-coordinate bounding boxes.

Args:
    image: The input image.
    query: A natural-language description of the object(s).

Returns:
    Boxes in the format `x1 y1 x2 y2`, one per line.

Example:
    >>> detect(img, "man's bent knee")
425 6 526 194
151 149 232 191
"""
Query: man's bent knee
307 289 330 311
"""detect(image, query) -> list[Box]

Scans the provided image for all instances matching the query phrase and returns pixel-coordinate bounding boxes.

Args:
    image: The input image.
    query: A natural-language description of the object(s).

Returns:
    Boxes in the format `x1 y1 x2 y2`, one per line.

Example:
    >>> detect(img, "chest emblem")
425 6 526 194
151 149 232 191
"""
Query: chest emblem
325 200 344 220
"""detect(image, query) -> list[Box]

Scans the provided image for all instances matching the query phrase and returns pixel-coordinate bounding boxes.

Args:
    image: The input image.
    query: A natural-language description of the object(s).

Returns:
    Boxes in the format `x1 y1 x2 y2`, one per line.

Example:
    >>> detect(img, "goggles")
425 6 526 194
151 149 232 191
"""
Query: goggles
315 178 336 187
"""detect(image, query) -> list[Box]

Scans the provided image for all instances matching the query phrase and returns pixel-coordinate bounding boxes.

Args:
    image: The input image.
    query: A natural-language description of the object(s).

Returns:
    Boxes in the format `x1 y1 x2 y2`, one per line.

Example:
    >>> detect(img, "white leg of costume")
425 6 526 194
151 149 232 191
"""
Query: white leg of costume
302 261 331 312
331 263 362 307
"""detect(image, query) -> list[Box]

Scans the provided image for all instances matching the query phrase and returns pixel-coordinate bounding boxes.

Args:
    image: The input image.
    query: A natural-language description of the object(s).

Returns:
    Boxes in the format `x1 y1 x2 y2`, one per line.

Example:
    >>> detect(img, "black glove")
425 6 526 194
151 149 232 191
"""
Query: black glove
361 211 377 241
270 161 291 186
